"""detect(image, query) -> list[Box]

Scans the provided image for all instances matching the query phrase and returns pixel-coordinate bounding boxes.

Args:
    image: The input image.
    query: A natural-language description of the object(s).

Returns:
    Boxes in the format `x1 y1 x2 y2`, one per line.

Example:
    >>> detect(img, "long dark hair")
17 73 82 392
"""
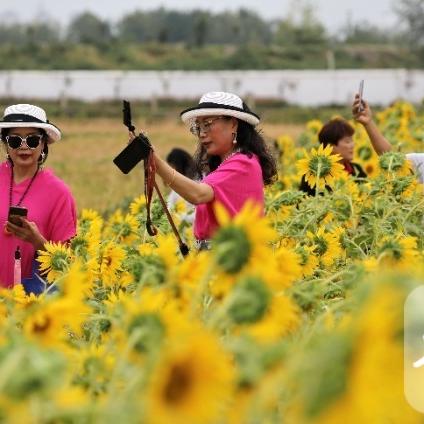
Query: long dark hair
193 117 277 185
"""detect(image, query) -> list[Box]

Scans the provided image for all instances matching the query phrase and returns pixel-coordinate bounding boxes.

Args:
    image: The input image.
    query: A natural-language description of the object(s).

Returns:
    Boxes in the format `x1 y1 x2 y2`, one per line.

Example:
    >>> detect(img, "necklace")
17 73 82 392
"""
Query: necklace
218 150 241 169
4 166 39 235
9 166 39 208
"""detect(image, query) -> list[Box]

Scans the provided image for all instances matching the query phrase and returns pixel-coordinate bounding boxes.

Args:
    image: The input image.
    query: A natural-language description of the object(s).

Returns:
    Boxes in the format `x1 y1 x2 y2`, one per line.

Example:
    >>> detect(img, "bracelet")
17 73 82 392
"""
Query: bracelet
165 169 176 187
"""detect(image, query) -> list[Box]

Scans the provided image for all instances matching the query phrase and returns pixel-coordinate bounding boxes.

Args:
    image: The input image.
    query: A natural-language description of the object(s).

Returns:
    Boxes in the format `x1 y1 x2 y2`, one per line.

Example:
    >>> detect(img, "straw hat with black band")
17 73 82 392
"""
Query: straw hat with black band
180 92 260 126
0 104 61 143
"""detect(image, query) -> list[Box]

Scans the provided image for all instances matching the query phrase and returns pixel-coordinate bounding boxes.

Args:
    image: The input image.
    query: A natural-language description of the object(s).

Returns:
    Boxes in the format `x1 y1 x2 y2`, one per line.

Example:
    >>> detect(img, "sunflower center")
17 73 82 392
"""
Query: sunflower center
163 362 193 404
32 316 52 334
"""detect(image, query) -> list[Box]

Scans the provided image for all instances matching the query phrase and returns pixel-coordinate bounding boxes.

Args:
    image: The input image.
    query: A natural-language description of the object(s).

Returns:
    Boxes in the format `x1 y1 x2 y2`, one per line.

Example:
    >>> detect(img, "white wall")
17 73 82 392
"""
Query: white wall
0 69 423 106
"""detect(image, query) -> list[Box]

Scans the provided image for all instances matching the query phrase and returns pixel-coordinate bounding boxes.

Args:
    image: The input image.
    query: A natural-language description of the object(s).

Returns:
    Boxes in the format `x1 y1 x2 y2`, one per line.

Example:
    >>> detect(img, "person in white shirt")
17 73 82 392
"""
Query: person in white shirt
166 148 197 224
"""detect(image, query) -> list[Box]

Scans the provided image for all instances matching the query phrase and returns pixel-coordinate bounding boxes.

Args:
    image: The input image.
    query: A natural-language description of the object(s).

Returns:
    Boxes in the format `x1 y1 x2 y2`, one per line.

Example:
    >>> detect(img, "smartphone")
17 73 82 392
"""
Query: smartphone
8 206 28 227
113 135 152 174
358 80 364 112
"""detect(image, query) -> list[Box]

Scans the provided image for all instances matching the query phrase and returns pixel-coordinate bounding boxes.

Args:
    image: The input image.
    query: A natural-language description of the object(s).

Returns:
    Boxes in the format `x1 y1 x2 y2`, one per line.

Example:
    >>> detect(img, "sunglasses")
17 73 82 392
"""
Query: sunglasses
190 117 224 137
5 134 43 149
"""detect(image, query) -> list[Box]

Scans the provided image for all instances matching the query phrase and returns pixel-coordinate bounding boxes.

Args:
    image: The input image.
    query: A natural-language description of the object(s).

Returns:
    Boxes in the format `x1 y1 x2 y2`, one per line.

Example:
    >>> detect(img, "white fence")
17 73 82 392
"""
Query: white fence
0 69 423 106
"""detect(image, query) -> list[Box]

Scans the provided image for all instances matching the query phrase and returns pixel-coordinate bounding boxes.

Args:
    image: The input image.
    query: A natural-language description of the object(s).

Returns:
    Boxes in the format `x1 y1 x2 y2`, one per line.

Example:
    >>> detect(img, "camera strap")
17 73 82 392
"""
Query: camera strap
144 150 189 257
144 151 157 237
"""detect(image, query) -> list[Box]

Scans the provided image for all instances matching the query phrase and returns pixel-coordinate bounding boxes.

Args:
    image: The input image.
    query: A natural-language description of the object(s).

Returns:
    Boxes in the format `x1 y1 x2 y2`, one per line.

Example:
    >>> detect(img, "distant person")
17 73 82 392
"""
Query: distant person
130 91 277 250
0 104 77 291
352 95 424 183
299 118 367 196
166 147 196 224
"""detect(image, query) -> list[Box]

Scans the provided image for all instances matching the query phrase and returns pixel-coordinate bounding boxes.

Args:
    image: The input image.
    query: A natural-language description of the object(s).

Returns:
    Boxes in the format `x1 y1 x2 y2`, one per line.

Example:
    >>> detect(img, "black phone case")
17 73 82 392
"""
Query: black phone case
8 206 28 217
113 136 151 174
8 206 28 227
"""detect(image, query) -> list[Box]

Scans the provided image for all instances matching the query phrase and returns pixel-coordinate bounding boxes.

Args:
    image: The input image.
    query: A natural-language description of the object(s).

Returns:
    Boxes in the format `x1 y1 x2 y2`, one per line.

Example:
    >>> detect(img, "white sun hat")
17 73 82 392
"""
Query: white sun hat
0 104 61 143
180 91 260 126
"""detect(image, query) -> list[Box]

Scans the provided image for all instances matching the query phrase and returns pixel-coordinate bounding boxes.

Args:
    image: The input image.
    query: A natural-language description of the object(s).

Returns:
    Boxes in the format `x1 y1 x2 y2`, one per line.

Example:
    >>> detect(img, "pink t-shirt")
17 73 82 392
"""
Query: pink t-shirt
194 153 264 240
0 162 77 288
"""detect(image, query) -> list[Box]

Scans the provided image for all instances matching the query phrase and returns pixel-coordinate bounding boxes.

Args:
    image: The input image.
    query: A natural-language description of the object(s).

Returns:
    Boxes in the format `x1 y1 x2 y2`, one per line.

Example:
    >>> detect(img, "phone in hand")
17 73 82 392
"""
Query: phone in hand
8 206 28 227
358 80 365 112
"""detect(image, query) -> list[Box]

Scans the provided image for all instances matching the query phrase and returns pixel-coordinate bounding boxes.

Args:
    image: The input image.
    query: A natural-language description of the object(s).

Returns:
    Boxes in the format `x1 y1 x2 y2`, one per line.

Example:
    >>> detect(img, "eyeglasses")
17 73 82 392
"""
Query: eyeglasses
190 117 224 137
5 134 43 149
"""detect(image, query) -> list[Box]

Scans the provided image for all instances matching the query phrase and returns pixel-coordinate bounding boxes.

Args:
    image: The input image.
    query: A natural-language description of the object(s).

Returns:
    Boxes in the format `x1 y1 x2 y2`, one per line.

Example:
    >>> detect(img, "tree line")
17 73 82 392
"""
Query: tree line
1 1 423 70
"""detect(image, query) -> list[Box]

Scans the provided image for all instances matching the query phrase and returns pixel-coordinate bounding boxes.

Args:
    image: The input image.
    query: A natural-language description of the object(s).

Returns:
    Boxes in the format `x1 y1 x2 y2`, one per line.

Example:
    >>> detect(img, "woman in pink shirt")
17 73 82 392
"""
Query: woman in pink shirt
0 104 77 290
152 91 277 250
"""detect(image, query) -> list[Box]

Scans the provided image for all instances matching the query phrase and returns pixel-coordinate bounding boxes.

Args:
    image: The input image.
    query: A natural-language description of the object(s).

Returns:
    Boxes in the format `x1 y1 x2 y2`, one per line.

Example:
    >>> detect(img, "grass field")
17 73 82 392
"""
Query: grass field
47 117 303 212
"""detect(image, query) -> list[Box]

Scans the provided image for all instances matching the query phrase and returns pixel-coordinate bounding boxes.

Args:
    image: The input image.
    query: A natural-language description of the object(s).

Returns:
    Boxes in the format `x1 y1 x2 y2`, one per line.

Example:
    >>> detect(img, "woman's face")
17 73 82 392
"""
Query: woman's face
5 127 45 169
332 135 354 162
195 116 238 159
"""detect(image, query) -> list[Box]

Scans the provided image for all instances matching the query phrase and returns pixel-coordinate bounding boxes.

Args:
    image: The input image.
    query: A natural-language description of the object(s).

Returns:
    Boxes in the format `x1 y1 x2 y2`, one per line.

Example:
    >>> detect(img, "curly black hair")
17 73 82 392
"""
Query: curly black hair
192 118 277 185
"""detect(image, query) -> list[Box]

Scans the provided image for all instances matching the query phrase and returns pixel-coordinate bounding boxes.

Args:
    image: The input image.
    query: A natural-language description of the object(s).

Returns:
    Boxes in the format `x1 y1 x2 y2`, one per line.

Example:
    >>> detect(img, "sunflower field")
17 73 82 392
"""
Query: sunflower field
1 101 424 423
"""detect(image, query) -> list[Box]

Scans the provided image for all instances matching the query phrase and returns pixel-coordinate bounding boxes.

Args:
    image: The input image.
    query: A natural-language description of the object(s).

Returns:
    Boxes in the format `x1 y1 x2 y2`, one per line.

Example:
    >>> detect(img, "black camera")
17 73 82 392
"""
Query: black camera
113 100 152 174
113 135 152 174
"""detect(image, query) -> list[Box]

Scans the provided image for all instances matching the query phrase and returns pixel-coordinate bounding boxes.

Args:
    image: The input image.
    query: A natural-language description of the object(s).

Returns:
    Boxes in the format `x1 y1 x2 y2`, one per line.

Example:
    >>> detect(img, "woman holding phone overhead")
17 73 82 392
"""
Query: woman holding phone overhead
0 104 77 290
352 93 424 183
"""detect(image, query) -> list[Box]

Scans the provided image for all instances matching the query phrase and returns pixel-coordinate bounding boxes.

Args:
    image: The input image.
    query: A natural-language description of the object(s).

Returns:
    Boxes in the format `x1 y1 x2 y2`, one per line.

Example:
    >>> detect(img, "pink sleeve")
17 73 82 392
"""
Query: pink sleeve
203 155 264 216
46 190 77 243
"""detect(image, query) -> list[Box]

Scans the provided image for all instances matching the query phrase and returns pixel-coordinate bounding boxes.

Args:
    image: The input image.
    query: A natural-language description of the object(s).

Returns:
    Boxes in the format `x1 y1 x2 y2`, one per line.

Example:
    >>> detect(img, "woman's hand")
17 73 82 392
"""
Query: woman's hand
6 218 47 251
352 94 372 126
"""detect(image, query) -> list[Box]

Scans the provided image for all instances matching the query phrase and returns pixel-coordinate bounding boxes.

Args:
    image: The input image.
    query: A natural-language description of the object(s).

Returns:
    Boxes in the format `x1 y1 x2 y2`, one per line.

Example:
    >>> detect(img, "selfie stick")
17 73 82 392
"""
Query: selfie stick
122 101 190 257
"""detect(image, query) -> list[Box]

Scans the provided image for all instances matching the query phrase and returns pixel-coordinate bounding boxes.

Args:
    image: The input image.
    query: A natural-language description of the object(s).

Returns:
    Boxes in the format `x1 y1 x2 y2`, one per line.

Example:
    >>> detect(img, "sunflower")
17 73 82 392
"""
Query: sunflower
146 330 234 424
306 119 323 134
306 226 343 268
23 299 75 346
316 284 421 423
99 242 126 286
77 209 103 241
104 210 140 244
377 235 420 270
176 250 211 307
37 241 72 283
245 293 301 343
212 201 276 275
273 245 303 288
297 144 345 191
121 290 193 361
68 343 116 391
275 134 295 157
129 194 147 216
295 245 319 277
156 234 179 271
0 283 41 309
59 260 92 301
379 151 413 176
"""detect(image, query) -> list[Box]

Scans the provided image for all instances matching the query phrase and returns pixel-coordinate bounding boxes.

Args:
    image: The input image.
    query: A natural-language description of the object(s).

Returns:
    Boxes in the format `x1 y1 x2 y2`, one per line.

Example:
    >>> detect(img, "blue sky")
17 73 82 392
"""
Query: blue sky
1 0 399 33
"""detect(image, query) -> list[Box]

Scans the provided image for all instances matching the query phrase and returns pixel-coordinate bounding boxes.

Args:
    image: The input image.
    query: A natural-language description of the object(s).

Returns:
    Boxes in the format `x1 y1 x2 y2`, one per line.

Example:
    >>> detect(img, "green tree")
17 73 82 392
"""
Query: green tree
273 2 328 47
342 21 394 44
67 12 112 45
0 21 59 45
394 0 424 46
207 9 272 45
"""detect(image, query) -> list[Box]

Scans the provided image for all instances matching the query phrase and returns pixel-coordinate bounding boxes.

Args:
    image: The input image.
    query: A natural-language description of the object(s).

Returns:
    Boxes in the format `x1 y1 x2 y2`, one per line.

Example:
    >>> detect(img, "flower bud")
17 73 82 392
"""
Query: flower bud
227 276 270 324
